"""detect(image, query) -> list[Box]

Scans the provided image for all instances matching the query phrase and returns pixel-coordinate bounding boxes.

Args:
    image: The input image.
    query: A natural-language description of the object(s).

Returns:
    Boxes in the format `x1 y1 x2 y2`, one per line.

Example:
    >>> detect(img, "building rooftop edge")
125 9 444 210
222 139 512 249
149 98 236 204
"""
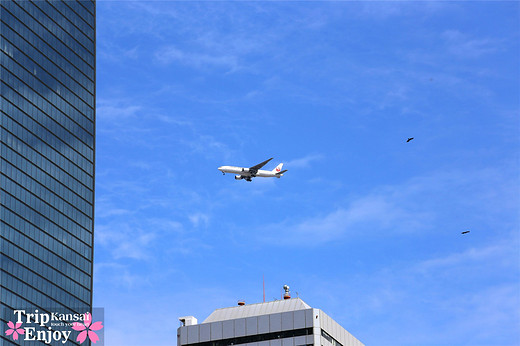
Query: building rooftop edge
202 298 312 323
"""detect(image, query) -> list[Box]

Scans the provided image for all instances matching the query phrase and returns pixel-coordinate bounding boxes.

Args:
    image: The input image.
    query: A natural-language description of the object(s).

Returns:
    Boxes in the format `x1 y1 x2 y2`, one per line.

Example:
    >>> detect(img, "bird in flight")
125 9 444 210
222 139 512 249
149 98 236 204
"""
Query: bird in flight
406 137 414 142
461 230 470 234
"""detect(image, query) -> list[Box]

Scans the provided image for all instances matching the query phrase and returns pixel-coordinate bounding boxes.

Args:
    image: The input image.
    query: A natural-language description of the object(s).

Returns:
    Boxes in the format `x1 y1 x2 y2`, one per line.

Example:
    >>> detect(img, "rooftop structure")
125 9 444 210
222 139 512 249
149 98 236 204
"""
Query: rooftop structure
178 296 363 346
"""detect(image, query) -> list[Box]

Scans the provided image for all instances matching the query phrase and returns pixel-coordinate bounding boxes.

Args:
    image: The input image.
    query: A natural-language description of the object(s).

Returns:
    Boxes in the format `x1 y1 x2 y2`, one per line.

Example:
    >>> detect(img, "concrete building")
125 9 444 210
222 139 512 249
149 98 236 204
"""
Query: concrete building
177 294 363 346
1 0 95 344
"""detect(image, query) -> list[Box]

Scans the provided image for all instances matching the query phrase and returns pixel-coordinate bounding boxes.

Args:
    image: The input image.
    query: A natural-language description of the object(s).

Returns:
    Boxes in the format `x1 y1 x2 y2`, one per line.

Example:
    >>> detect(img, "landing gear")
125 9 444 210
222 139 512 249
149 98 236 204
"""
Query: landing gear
222 172 225 175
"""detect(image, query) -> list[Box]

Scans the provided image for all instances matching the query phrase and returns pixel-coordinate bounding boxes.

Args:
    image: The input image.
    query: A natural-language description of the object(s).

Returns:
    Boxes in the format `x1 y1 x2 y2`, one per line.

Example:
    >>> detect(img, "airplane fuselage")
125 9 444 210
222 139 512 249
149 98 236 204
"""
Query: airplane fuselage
218 158 286 181
218 166 282 178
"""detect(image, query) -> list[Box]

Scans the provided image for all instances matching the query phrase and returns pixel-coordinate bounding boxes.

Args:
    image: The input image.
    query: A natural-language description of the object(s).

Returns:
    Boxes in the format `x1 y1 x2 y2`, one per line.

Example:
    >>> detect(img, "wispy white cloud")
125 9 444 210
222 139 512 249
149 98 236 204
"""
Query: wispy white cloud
300 231 520 344
402 238 519 343
155 46 240 72
95 206 131 219
96 99 142 121
94 262 147 289
285 154 324 169
260 194 431 244
180 134 235 161
189 213 210 228
443 30 503 59
416 243 512 273
97 40 140 63
96 224 158 261
357 1 449 19
256 166 518 246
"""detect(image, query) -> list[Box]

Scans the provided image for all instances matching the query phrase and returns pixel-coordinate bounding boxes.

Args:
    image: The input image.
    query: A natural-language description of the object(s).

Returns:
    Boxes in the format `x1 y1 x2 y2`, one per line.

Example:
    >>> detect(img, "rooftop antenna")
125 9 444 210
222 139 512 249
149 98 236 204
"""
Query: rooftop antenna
283 284 291 300
263 275 265 303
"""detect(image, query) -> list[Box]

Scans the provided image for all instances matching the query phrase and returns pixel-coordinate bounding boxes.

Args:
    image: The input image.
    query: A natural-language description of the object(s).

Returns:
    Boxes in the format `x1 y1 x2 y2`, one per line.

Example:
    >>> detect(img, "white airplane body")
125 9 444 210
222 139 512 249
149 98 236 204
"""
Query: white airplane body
218 158 287 181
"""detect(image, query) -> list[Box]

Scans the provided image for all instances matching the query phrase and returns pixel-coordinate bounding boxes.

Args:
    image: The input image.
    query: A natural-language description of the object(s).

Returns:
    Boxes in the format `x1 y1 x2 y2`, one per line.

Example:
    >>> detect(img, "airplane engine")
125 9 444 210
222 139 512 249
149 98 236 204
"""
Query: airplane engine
235 175 243 180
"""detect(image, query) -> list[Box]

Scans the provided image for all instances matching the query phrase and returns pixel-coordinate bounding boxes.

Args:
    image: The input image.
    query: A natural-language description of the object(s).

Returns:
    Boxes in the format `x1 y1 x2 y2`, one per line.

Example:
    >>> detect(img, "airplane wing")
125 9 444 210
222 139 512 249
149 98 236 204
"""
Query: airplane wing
249 158 273 173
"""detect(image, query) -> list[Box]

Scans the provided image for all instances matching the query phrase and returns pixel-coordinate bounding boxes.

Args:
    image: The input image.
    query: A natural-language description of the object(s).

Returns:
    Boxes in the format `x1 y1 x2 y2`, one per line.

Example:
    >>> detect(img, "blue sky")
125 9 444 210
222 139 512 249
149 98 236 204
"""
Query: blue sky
93 1 520 345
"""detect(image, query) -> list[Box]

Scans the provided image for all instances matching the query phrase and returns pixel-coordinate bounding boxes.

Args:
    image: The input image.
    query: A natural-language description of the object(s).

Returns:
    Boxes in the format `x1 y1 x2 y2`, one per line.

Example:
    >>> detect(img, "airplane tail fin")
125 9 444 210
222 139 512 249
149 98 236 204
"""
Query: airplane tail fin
272 163 283 173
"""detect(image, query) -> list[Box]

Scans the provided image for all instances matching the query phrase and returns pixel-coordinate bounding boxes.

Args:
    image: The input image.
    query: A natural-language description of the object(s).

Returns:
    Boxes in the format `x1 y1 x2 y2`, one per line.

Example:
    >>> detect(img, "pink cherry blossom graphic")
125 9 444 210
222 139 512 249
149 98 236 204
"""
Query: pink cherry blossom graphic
5 321 25 341
71 312 103 344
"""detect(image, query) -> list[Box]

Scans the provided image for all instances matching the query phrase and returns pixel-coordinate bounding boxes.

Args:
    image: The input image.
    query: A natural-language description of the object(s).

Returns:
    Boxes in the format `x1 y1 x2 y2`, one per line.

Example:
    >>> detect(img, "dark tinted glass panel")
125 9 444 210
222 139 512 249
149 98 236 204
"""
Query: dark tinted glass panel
1 0 95 344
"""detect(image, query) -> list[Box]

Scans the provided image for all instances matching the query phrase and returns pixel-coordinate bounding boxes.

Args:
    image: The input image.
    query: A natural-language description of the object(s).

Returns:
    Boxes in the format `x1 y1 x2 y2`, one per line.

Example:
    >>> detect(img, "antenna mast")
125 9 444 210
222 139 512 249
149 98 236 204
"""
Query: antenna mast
263 275 265 303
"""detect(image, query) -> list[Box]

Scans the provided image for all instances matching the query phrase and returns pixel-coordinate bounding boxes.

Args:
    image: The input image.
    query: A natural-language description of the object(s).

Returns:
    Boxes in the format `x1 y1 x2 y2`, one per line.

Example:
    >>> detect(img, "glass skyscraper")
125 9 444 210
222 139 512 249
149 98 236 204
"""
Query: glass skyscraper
1 0 95 344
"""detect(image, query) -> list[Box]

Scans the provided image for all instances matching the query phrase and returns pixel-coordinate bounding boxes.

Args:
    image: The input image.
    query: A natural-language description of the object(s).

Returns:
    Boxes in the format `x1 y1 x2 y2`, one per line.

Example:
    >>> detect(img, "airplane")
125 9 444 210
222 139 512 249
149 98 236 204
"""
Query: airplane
218 158 287 182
